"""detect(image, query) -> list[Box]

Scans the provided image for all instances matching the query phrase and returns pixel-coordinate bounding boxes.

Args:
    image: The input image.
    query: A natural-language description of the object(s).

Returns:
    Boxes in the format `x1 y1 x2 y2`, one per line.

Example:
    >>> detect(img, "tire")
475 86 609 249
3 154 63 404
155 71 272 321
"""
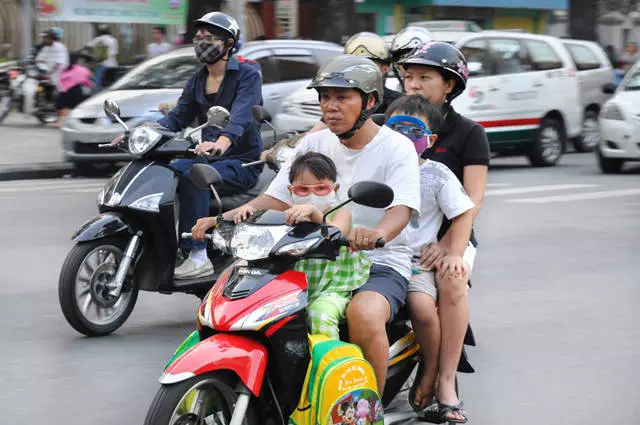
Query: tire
528 117 566 167
573 110 600 153
144 371 259 425
0 93 12 124
58 237 138 337
596 146 624 174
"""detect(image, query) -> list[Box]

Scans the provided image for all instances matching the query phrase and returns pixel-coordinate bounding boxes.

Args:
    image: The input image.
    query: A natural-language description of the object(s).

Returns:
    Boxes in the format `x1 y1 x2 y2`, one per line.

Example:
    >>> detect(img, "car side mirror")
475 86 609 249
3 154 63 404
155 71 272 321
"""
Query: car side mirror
251 105 272 123
190 164 223 190
348 181 394 208
371 114 386 126
602 82 616 94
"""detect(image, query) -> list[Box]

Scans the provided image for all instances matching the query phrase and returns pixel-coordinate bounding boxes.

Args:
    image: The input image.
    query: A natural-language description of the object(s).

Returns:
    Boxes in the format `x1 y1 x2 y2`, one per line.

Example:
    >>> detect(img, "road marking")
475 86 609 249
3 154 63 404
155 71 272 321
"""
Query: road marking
508 188 640 203
486 183 511 188
485 184 598 196
0 179 105 188
0 182 104 193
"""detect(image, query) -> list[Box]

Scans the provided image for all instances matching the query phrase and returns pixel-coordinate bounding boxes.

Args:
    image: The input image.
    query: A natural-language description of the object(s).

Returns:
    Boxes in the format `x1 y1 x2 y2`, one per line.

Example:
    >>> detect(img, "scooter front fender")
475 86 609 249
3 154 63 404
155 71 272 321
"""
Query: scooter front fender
72 213 134 242
160 333 268 396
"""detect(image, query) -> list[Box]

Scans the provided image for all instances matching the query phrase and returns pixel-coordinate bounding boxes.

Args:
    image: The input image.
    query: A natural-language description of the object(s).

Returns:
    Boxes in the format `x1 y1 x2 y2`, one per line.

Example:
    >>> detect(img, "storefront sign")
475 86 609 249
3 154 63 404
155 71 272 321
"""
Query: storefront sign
37 0 186 24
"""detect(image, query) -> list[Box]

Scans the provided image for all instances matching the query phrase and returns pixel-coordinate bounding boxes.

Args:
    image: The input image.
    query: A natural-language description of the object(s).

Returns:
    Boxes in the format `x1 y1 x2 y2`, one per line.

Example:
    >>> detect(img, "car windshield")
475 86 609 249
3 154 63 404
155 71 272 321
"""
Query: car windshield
623 71 640 91
111 54 201 90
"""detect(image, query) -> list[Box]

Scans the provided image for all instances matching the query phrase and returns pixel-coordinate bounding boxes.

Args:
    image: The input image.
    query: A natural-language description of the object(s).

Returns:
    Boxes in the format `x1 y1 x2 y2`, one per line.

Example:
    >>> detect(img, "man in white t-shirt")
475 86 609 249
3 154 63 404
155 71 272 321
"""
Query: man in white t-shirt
35 29 69 89
147 26 174 58
86 25 119 88
192 55 420 394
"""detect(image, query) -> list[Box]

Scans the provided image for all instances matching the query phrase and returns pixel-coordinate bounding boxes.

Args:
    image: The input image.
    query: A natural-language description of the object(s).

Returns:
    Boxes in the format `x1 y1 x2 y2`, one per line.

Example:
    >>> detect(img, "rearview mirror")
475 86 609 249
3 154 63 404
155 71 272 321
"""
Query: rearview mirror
251 105 272 123
348 182 394 209
206 106 231 128
103 99 121 120
602 82 616 94
190 164 223 190
371 114 386 126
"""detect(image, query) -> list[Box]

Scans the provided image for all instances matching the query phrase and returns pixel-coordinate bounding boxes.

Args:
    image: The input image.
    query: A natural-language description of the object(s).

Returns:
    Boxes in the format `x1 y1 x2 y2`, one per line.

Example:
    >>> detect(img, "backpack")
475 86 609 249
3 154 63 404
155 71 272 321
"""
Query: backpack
289 334 384 425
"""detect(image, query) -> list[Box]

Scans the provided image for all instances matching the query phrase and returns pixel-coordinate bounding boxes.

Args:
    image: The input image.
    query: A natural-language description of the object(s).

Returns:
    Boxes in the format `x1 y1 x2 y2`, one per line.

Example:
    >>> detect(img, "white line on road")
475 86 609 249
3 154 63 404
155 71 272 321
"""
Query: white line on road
0 179 105 188
486 183 511 188
508 188 640 203
485 184 599 196
0 182 105 193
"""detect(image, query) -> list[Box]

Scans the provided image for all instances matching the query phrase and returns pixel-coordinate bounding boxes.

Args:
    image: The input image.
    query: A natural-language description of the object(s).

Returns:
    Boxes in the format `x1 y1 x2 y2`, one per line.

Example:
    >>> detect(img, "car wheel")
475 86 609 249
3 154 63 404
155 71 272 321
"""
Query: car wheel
573 110 600 153
528 117 565 167
596 146 624 174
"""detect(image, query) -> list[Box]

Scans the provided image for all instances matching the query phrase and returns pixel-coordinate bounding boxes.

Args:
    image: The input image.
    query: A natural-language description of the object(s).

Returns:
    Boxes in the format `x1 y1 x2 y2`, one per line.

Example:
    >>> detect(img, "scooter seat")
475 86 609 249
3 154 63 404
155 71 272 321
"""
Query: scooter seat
210 168 277 214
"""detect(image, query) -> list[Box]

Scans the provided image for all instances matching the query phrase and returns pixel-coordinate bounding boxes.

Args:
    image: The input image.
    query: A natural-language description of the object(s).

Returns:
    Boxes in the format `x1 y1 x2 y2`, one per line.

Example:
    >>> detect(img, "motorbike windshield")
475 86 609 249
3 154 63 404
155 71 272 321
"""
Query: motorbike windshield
110 55 201 91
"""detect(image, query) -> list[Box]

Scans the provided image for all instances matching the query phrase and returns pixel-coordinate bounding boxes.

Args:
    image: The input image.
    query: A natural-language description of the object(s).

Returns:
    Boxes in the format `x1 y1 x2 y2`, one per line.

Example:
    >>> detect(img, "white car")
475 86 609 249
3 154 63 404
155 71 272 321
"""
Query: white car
597 62 640 173
273 84 321 133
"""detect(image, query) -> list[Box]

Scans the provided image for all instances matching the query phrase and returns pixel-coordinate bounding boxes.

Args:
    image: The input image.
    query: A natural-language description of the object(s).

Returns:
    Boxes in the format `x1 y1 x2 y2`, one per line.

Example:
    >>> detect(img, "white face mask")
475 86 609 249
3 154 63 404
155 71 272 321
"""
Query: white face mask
291 192 336 213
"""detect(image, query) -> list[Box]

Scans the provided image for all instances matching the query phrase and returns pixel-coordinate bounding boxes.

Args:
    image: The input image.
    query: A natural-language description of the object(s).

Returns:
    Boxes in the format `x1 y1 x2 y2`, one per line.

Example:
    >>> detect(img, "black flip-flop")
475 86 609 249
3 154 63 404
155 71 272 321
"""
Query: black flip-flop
408 360 434 412
437 401 468 424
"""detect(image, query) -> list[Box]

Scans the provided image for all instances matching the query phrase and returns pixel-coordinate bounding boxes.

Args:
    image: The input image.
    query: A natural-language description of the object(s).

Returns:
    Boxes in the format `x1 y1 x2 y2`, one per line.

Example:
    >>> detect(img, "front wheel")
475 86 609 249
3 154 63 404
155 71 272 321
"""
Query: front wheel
596 146 624 174
144 372 259 425
58 237 138 336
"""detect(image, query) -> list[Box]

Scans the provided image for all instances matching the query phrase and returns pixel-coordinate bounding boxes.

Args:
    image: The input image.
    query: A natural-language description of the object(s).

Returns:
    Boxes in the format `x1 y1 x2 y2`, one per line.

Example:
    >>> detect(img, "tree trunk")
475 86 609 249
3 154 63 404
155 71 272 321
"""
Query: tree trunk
569 0 598 41
310 0 355 44
186 0 223 42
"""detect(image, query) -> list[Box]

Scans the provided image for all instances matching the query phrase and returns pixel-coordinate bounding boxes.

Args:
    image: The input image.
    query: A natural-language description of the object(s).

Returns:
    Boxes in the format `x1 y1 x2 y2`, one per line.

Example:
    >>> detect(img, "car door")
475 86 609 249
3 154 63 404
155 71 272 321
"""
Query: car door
563 42 611 107
266 48 320 116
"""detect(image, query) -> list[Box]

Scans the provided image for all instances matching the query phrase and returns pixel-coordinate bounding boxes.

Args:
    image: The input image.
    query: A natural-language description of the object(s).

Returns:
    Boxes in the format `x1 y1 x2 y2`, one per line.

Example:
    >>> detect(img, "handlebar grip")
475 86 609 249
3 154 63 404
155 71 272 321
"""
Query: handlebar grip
335 236 385 248
375 238 386 248
180 232 212 240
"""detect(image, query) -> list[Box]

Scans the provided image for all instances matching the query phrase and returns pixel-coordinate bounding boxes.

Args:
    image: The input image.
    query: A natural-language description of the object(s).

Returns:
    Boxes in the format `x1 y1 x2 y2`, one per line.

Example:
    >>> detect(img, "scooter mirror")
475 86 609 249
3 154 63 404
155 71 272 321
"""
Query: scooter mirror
206 106 231 128
348 181 394 209
251 105 272 123
371 114 386 126
103 99 121 120
190 164 224 190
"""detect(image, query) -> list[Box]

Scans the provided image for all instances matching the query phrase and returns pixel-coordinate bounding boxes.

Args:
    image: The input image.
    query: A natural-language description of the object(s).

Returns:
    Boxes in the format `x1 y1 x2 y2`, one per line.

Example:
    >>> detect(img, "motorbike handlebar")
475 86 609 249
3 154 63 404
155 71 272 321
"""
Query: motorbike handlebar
335 235 385 249
181 232 212 241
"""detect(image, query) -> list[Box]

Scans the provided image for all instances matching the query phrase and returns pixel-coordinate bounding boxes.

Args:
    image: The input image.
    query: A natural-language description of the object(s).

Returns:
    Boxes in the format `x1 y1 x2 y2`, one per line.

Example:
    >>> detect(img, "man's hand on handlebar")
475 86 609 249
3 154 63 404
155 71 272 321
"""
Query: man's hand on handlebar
348 227 385 252
191 217 218 241
195 137 232 157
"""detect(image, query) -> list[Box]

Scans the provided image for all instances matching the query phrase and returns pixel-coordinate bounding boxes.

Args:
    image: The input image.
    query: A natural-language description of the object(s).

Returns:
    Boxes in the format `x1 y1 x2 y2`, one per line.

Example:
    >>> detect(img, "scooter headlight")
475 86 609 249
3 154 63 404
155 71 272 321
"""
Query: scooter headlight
128 126 162 155
230 224 290 261
130 193 163 212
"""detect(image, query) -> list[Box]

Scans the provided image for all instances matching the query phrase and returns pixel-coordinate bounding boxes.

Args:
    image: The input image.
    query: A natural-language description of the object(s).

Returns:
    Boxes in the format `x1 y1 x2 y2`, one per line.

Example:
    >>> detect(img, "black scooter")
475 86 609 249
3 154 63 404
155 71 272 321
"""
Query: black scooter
58 99 277 337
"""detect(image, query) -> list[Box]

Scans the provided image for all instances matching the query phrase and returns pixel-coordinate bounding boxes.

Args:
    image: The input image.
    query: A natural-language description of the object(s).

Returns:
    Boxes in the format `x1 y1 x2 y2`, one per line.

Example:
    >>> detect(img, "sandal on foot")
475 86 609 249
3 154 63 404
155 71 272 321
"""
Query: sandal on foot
408 361 434 412
437 401 468 424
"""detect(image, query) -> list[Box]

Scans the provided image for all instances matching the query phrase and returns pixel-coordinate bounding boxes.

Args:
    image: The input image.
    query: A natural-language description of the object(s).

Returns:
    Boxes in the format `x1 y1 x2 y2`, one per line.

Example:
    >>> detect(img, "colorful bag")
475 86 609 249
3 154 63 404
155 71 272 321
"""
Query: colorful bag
290 334 384 425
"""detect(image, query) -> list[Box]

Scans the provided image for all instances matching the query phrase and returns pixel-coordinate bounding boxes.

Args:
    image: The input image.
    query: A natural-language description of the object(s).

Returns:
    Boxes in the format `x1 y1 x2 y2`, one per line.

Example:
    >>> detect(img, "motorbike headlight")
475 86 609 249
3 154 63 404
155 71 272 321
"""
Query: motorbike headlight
601 103 625 121
129 193 163 212
128 126 162 155
230 224 290 261
96 189 105 207
276 237 322 256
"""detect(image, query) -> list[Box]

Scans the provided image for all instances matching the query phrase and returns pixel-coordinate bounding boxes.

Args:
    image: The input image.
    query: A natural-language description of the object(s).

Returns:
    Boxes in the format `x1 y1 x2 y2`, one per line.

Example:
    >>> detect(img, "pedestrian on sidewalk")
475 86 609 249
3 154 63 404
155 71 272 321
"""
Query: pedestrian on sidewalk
147 26 173 58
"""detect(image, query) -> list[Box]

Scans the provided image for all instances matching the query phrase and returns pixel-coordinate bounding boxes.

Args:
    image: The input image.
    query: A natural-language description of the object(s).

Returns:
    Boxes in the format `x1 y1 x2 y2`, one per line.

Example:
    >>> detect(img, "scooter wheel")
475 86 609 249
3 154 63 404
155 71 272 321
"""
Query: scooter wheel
144 371 259 425
58 237 138 337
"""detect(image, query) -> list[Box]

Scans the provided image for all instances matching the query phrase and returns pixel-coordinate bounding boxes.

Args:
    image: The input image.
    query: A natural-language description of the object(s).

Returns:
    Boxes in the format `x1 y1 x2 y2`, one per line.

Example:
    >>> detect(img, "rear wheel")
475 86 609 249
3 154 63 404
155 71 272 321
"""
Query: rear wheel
596 146 624 174
0 91 12 124
574 110 600 152
528 118 565 167
144 372 259 425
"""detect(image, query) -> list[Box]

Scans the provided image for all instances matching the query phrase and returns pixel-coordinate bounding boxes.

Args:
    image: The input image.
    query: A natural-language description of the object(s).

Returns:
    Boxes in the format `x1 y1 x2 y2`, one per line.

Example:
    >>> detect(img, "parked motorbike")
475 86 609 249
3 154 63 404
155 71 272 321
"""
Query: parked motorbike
143 168 424 425
58 99 279 337
0 60 57 125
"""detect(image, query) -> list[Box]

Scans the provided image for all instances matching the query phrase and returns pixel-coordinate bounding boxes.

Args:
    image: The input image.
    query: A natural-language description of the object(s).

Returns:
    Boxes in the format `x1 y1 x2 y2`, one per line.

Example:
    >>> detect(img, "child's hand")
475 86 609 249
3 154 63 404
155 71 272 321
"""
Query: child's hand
233 204 256 224
436 254 468 281
285 204 320 225
420 242 446 270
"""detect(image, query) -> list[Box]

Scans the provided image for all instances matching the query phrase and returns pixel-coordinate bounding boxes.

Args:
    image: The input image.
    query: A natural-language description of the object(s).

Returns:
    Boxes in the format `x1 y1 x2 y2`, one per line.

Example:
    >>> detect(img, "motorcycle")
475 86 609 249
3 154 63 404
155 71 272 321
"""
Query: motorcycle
143 167 427 425
58 99 281 337
0 60 57 125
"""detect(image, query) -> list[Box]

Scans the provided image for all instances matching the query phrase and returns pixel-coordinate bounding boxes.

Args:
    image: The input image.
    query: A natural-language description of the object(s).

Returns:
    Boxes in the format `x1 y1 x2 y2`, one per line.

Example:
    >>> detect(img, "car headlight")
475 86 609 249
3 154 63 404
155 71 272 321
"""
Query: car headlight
230 224 290 261
276 237 321 256
129 193 163 212
602 103 625 121
128 126 162 155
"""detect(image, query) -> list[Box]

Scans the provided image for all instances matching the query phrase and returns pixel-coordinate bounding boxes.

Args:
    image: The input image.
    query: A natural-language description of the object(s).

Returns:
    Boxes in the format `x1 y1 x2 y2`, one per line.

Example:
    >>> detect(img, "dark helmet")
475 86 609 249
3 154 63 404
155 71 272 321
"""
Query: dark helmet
399 41 469 101
308 55 384 139
97 24 111 36
390 26 432 62
194 12 241 47
42 28 58 40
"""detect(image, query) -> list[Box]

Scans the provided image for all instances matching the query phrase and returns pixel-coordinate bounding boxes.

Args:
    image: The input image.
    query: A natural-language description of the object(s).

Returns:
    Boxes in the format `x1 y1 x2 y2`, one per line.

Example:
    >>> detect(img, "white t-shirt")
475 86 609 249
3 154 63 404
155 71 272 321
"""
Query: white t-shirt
147 42 173 58
407 159 475 253
265 126 421 279
88 35 119 67
35 41 69 87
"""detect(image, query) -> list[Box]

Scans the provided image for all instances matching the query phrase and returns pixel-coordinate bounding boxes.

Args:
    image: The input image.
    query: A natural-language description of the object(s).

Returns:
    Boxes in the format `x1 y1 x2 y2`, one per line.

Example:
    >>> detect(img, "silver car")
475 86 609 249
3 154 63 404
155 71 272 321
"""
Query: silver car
61 40 343 168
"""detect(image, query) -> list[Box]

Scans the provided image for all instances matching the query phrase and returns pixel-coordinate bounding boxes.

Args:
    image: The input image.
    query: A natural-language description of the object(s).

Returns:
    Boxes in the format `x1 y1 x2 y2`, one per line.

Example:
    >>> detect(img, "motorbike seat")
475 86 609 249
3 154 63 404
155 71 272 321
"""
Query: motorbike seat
210 168 277 214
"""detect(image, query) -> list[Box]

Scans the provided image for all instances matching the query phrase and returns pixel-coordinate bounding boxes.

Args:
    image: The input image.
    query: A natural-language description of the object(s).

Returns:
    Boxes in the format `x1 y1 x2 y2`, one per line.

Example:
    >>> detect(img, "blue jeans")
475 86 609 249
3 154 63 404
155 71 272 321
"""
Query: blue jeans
172 158 258 250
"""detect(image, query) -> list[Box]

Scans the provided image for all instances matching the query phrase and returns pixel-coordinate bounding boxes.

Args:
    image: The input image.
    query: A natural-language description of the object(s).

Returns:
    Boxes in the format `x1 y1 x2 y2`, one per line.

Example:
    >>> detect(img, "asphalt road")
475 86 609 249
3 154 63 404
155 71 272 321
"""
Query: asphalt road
0 153 639 425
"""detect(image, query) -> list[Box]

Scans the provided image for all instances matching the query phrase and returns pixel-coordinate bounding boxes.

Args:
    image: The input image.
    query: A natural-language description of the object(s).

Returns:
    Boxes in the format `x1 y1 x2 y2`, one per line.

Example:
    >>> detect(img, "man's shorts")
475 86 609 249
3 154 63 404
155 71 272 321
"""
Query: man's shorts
353 263 409 321
408 243 477 301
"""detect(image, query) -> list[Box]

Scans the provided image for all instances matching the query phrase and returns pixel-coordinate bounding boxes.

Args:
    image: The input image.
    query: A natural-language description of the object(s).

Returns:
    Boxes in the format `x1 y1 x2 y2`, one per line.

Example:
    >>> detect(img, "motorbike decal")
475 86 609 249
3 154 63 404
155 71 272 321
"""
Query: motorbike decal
388 332 417 360
264 314 299 338
164 330 200 370
388 344 420 367
229 290 307 331
161 333 268 396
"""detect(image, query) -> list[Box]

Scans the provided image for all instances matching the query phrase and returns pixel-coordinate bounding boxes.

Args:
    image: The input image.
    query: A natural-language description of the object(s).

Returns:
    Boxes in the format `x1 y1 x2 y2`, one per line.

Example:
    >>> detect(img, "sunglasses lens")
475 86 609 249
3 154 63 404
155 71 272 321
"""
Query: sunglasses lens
314 185 333 196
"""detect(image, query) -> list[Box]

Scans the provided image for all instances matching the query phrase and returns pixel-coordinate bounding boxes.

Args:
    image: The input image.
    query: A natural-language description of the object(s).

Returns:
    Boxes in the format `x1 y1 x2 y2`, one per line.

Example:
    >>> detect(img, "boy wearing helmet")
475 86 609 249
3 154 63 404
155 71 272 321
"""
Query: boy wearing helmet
193 55 421 394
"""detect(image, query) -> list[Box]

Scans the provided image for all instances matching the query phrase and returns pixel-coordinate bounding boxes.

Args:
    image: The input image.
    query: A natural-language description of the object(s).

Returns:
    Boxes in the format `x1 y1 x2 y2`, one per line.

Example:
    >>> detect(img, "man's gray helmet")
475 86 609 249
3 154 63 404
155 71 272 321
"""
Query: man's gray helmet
344 32 391 63
307 55 384 139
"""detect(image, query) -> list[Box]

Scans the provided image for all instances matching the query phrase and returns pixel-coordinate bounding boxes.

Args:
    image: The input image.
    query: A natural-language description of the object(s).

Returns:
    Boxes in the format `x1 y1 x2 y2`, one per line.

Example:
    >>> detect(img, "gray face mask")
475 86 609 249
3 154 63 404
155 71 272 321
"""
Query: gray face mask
195 41 226 64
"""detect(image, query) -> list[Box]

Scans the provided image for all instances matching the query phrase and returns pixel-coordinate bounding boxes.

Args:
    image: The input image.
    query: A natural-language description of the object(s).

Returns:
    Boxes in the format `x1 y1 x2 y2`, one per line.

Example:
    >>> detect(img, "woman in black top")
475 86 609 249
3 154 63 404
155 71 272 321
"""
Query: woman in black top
398 42 489 423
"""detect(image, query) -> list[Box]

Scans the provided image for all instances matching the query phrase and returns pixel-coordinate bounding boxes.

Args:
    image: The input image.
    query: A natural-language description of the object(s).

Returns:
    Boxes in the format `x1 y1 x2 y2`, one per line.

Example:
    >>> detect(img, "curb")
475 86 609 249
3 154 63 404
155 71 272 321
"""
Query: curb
0 162 74 181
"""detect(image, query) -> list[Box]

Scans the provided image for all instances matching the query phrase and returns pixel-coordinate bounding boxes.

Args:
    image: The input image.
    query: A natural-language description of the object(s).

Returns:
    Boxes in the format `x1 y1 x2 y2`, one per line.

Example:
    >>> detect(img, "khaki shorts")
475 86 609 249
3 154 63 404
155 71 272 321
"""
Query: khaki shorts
408 243 477 301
